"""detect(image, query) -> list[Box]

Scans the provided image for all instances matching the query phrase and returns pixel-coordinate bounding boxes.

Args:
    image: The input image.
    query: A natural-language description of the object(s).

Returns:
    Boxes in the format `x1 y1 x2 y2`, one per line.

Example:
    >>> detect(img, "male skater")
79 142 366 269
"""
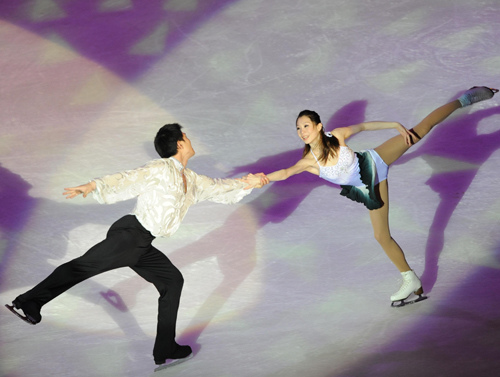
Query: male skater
5 123 265 372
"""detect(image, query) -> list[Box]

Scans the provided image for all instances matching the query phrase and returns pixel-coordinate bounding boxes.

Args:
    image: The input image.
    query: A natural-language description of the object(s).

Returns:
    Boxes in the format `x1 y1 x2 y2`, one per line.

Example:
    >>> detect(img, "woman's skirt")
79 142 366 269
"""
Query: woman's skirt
339 149 388 210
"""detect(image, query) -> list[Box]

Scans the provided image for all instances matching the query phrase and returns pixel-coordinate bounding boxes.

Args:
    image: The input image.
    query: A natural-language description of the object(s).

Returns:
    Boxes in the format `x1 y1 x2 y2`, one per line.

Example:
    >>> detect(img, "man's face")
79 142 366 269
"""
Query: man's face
180 132 195 157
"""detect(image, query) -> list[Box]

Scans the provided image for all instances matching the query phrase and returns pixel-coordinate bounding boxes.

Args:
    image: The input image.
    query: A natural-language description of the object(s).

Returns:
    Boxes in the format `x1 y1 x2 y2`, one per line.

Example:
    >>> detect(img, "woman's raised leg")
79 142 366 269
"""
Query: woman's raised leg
375 100 461 166
375 86 497 166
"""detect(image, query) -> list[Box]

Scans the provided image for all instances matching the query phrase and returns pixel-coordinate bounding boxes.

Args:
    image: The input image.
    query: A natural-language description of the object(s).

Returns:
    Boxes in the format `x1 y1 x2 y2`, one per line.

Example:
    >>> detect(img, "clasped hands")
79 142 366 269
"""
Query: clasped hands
240 173 269 190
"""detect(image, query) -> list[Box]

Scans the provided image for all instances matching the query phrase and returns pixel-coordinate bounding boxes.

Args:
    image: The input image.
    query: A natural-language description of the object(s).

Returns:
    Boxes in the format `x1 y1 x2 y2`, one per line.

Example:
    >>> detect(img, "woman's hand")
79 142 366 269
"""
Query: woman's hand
258 173 270 186
395 123 414 146
63 181 96 199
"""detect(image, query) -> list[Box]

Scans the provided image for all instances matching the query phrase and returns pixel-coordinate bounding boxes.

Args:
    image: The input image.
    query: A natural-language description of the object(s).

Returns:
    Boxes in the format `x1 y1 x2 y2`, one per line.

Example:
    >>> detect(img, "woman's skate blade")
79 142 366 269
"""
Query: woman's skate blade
390 293 428 308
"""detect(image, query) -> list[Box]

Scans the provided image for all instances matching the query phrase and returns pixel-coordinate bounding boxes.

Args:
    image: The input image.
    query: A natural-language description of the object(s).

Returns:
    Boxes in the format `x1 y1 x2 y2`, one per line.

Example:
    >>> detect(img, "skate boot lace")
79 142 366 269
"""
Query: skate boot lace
395 279 410 296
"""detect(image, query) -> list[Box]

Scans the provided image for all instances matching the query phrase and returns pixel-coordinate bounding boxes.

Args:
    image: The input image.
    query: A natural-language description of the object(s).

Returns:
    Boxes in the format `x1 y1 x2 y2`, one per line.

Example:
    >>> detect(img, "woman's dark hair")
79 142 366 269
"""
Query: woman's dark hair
154 123 184 158
297 110 339 163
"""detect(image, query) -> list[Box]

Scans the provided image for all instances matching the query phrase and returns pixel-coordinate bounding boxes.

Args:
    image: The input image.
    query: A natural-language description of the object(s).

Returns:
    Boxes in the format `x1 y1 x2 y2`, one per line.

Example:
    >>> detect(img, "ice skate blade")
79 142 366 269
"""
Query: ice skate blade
5 304 37 325
154 353 193 372
390 294 428 308
469 86 499 93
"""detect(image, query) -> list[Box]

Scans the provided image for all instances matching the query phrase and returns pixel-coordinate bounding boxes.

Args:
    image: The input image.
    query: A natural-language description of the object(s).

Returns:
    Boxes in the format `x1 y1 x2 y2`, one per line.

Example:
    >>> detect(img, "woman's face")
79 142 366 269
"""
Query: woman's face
296 115 323 145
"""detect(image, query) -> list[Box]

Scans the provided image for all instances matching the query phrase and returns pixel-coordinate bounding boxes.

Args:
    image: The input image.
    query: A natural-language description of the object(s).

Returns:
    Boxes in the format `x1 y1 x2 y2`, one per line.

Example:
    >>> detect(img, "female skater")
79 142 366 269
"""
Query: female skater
260 86 497 306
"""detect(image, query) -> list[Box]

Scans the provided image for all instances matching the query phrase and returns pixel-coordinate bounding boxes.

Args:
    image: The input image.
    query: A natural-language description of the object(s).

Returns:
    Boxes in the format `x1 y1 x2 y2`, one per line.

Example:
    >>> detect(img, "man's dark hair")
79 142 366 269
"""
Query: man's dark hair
154 123 184 158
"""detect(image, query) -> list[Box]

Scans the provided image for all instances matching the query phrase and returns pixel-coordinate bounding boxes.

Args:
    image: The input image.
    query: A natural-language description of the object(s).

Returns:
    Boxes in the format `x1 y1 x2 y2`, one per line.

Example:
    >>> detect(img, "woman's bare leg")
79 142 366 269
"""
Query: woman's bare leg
368 87 496 302
375 87 497 165
370 180 424 302
368 179 411 272
375 100 462 166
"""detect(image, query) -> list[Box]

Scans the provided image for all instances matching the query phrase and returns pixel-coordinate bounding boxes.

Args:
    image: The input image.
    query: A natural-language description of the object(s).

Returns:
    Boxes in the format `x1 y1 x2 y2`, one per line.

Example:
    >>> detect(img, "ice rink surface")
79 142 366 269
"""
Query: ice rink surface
1 1 500 376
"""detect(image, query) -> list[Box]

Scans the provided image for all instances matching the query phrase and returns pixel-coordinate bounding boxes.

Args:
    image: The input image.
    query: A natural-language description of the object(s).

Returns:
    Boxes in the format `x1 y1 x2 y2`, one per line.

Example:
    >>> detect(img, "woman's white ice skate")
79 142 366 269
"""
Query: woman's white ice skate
390 270 427 307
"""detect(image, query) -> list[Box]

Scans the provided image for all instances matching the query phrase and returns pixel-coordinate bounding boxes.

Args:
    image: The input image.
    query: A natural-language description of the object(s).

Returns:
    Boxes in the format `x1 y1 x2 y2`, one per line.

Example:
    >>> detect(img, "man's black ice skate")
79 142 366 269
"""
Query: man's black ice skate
5 300 41 325
154 345 193 372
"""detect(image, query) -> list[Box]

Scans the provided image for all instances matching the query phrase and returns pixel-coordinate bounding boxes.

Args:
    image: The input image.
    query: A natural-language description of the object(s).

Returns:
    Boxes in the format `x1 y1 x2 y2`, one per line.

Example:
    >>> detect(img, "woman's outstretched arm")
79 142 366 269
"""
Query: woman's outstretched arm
266 158 311 182
333 121 413 146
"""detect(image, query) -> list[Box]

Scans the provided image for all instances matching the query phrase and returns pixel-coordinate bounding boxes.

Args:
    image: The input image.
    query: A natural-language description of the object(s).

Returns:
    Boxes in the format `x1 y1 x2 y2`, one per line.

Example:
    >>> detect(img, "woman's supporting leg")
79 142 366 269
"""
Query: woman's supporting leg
370 180 424 302
375 100 462 166
368 180 411 272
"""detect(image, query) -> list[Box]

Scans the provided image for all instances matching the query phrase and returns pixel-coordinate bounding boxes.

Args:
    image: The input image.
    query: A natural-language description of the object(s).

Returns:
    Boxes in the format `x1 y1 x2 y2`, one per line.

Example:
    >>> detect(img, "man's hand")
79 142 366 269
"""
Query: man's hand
63 181 96 199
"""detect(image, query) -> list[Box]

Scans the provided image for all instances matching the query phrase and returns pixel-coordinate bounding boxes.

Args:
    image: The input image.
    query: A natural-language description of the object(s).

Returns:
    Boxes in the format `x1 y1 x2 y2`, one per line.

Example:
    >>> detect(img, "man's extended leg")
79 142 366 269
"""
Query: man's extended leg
9 215 153 324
